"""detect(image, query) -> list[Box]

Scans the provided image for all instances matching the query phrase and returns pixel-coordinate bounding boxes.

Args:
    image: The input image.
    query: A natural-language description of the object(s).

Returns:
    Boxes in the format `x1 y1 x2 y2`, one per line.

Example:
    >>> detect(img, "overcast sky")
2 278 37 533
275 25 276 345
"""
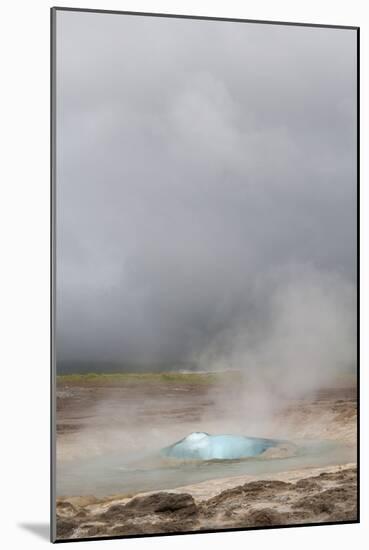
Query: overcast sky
55 11 357 366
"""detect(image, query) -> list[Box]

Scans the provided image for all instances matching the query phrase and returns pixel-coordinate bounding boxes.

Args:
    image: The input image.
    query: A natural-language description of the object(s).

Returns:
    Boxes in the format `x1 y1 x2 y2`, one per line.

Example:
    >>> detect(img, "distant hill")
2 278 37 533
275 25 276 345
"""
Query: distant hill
56 360 198 375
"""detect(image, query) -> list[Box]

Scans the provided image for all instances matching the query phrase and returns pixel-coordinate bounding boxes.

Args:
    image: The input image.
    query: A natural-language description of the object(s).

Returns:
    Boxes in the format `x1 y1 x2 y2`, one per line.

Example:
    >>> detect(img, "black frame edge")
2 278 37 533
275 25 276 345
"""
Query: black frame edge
54 519 359 544
51 6 359 30
356 26 360 524
50 6 57 544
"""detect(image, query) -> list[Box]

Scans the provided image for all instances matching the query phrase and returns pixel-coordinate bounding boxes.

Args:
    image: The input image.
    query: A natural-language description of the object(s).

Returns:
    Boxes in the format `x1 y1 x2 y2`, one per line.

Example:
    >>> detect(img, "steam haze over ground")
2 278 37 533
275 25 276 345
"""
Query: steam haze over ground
56 13 357 406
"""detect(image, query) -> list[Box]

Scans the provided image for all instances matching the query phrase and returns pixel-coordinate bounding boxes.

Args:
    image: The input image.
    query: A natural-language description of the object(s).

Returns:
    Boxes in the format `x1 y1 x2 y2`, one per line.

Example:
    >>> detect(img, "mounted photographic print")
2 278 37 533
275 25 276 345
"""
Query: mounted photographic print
51 7 359 542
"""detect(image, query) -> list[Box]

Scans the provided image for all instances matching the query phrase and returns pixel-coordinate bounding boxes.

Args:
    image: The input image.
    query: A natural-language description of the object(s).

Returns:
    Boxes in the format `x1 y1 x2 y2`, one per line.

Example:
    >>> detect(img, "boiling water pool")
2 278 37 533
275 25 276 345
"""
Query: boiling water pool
56 433 354 498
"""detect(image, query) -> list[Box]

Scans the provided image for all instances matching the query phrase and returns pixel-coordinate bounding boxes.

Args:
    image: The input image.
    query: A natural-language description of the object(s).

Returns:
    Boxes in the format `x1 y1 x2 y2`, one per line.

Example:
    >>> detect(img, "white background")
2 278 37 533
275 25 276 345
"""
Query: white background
0 0 367 548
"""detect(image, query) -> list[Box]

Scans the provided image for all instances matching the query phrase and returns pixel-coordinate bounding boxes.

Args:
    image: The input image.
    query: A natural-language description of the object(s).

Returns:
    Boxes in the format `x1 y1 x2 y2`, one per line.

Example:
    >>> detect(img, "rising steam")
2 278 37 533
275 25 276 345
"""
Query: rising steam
194 264 356 423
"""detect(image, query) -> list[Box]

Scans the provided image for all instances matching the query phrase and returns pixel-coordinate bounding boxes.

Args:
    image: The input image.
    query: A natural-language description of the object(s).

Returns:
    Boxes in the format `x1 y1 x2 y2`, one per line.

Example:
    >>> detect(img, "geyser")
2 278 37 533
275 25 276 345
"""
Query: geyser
161 432 277 460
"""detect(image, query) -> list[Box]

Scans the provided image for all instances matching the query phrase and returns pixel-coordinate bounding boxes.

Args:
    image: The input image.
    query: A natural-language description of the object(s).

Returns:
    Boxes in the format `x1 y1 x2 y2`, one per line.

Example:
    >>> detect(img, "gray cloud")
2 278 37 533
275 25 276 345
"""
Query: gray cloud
55 11 356 368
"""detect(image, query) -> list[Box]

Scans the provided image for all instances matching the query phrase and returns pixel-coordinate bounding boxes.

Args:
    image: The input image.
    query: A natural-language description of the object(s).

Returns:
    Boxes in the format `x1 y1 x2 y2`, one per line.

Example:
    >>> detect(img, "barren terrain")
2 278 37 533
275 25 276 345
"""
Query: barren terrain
55 373 357 540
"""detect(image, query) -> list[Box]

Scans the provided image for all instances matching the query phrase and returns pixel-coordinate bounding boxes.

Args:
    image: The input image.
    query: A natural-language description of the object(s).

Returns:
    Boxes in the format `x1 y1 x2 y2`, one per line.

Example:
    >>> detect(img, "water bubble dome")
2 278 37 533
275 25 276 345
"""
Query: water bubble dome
161 432 277 460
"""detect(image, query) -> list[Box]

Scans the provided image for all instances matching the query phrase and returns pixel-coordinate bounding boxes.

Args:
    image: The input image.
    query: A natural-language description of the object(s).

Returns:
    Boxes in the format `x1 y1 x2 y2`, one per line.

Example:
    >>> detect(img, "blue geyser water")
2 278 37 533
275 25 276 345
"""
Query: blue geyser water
161 432 277 460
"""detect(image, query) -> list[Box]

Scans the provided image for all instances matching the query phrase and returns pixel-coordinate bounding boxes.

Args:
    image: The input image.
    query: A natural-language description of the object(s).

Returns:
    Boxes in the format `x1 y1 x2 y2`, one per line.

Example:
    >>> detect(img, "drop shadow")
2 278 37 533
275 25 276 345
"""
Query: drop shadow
18 523 49 541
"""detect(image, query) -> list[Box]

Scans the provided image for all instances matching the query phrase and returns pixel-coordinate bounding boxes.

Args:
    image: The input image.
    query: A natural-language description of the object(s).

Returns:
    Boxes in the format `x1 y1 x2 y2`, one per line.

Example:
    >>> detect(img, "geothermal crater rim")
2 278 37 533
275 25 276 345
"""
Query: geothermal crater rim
161 431 278 461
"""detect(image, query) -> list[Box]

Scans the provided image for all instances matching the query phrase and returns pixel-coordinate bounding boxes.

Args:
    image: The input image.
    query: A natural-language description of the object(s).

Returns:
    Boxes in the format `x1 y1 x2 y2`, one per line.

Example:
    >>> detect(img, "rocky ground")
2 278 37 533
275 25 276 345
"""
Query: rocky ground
56 465 357 539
